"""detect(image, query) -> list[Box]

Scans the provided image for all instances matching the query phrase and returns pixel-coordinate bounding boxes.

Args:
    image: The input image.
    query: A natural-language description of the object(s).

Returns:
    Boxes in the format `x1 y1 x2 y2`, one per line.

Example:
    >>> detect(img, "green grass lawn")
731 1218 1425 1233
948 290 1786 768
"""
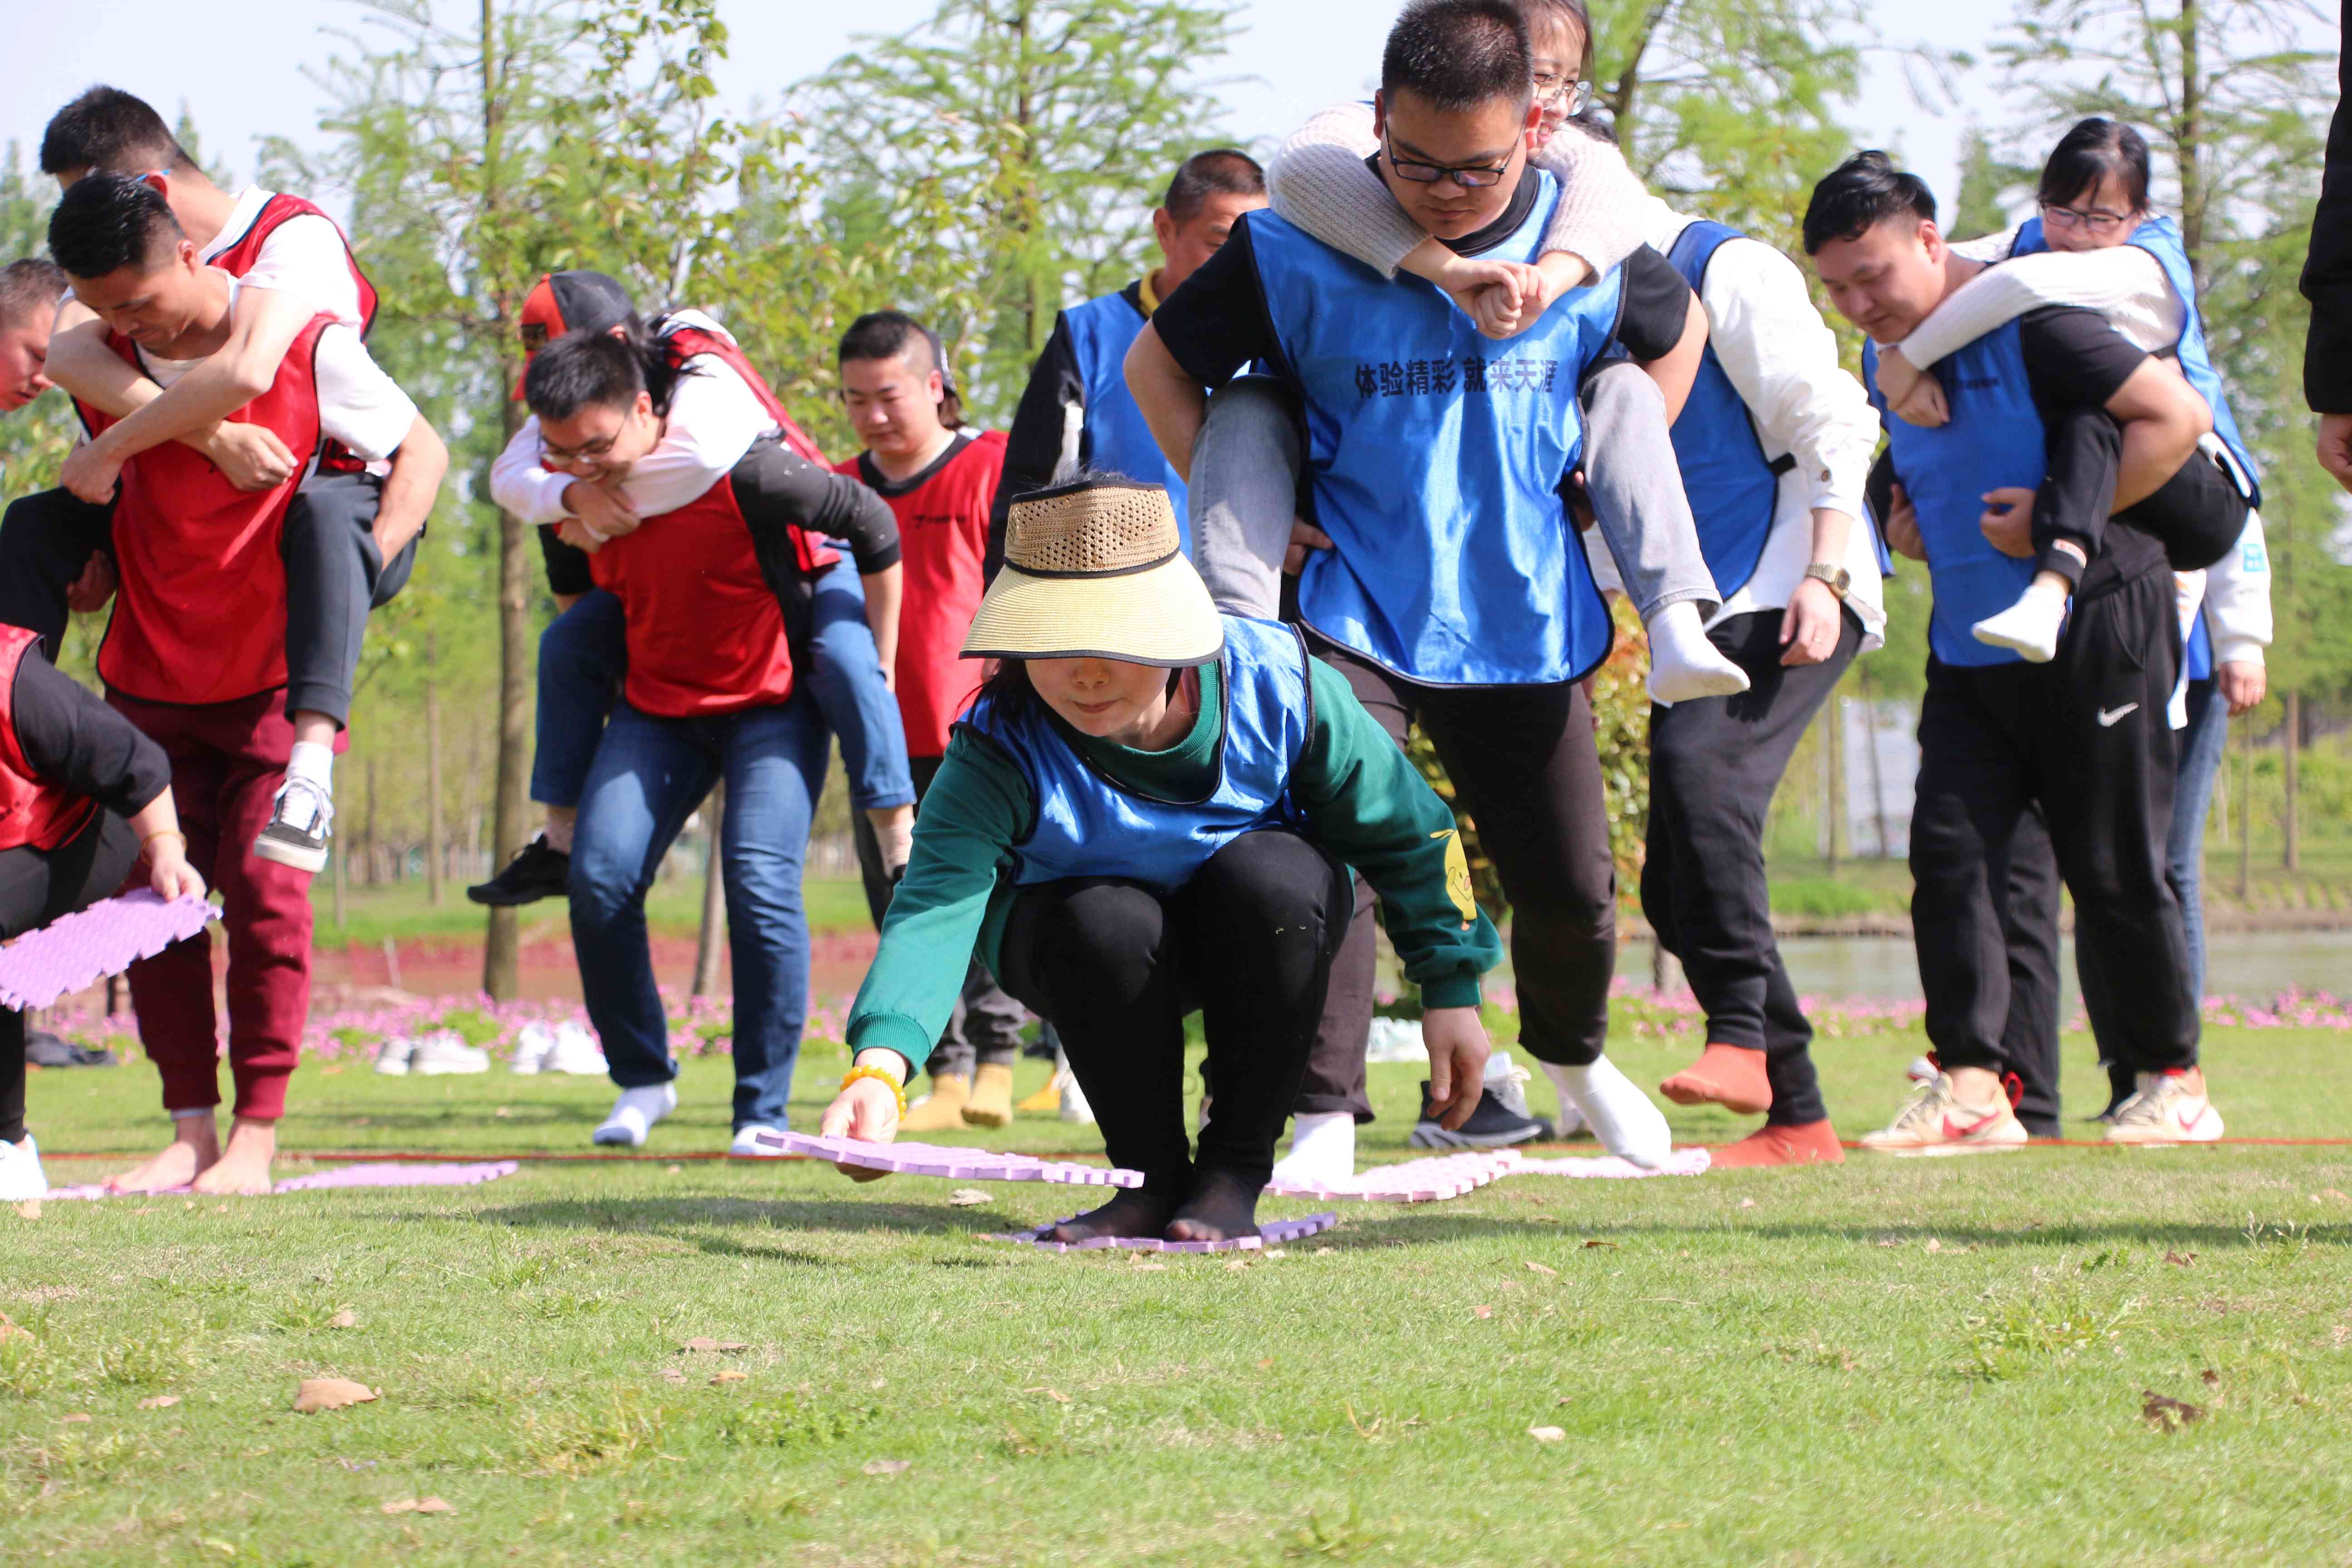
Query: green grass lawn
6 1017 2349 1565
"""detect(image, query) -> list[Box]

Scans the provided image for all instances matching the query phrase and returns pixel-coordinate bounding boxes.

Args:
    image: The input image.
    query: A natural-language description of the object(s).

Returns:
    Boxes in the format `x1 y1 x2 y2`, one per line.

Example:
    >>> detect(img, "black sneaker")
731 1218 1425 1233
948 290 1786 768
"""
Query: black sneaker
253 778 333 873
1409 1079 1550 1150
466 833 571 906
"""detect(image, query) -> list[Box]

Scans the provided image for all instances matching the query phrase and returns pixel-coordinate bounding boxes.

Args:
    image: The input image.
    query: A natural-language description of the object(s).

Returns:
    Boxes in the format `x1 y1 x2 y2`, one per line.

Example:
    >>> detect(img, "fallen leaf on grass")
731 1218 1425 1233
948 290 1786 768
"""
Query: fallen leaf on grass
2165 1251 2196 1268
660 1368 687 1384
294 1377 379 1413
862 1460 911 1477
677 1338 748 1354
1129 1260 1166 1272
1528 1426 1566 1442
1525 1261 1557 1277
380 1497 454 1515
1022 1387 1072 1404
2312 1189 2347 1204
493 1107 511 1118
1581 1240 1617 1250
709 1370 747 1386
2141 1391 2205 1431
1263 1249 1288 1259
137 1395 180 1411
947 1189 991 1207
1924 1239 1943 1255
1472 1305 1494 1320
13 1198 42 1220
328 1310 358 1330
60 1413 91 1423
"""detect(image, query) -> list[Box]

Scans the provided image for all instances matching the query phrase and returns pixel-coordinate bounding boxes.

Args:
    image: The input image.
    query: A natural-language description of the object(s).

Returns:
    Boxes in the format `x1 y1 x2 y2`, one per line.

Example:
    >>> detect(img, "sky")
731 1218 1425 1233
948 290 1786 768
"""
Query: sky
10 0 1999 215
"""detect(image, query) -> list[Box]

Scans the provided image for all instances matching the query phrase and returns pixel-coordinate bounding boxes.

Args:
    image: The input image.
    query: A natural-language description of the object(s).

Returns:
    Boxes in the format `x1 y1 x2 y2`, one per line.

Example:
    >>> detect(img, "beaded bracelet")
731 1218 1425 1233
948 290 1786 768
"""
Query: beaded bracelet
839 1063 907 1118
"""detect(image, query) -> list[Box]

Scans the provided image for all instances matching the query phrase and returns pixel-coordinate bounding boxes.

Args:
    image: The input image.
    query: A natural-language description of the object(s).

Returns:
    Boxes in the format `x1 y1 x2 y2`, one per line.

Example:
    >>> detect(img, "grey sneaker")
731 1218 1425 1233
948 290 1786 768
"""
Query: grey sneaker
253 777 333 873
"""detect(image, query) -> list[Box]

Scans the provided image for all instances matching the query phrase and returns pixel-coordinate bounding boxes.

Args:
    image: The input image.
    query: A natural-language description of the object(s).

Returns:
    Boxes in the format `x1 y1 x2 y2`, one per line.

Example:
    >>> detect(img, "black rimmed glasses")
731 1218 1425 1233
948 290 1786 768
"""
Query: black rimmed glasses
1383 134 1515 189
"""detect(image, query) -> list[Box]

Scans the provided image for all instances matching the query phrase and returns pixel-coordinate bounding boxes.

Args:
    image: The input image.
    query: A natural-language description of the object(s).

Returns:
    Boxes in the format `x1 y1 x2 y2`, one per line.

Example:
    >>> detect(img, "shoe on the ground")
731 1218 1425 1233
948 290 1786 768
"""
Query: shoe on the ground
25 1031 116 1068
730 1124 790 1157
1062 1070 1097 1125
0 1133 49 1201
544 1021 608 1076
407 1031 491 1076
1858 1073 2029 1156
466 833 571 907
2105 1071 2224 1145
900 1073 971 1132
1709 1119 1845 1169
963 1062 1015 1128
593 1083 678 1147
1481 1051 1556 1139
511 1023 555 1075
1411 1072 1550 1151
373 1037 414 1076
1906 1055 1939 1088
253 777 333 874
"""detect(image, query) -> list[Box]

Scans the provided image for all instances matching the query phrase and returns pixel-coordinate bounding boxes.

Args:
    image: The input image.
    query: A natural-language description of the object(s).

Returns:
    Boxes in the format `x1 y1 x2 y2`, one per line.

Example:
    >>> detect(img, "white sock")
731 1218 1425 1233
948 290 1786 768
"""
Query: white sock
1541 1057 1671 1169
593 1083 677 1147
1270 1111 1356 1189
286 741 335 795
1971 578 2069 663
1646 601 1750 705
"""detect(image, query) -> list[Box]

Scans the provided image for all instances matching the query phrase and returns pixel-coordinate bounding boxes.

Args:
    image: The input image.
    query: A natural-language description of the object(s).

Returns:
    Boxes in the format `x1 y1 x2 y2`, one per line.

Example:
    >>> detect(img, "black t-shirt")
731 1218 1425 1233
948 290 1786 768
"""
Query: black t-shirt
7 648 172 823
1152 192 1694 389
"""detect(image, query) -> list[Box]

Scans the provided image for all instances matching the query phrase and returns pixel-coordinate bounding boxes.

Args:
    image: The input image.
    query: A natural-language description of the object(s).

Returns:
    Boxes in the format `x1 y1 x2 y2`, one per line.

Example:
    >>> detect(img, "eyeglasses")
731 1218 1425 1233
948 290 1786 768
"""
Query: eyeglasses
1533 74 1593 114
1384 135 1516 190
2040 201 2135 235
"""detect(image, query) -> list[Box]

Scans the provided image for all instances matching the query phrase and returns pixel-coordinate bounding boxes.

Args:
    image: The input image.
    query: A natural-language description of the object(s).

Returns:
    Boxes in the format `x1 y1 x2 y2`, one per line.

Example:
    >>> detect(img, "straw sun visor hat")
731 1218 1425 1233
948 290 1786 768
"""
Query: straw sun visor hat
962 476 1224 667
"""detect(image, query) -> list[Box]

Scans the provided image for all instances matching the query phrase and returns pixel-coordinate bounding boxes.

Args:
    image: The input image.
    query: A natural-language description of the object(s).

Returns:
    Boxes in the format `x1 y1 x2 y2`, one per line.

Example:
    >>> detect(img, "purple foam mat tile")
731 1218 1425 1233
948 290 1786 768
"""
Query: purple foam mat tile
758 1129 1144 1187
0 890 217 1012
1511 1147 1713 1179
989 1211 1340 1254
1267 1148 1525 1202
42 1162 521 1201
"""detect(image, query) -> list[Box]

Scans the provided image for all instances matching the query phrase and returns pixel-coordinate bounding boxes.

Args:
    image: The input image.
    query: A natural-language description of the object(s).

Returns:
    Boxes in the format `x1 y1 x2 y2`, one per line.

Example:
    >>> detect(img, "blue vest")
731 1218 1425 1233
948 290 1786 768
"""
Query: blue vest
963 615 1313 893
1061 290 1191 551
2013 215 2261 506
1244 183 1621 686
2185 612 2213 681
1664 221 1789 599
1865 328 2043 667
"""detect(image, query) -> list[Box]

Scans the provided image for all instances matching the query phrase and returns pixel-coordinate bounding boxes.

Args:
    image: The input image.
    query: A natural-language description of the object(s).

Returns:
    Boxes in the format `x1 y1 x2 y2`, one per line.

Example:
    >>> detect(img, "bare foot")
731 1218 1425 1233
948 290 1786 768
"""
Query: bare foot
191 1118 278 1196
105 1117 220 1193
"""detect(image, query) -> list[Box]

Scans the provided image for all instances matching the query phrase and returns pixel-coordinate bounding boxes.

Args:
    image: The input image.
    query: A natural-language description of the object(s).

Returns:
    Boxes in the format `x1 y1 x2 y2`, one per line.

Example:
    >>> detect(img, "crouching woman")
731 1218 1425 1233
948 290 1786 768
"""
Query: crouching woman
818 476 1502 1243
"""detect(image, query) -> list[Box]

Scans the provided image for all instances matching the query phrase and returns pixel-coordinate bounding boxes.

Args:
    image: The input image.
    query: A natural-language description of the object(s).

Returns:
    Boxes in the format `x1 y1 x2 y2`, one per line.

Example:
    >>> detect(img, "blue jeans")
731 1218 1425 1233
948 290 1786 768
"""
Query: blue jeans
569 696 830 1131
530 573 911 813
2171 677 2230 1003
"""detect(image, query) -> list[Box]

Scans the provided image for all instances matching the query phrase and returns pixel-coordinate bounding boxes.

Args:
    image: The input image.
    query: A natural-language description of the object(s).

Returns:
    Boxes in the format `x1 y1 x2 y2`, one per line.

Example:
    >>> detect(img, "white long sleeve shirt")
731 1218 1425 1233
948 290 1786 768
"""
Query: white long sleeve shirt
488 310 777 526
1902 226 2183 364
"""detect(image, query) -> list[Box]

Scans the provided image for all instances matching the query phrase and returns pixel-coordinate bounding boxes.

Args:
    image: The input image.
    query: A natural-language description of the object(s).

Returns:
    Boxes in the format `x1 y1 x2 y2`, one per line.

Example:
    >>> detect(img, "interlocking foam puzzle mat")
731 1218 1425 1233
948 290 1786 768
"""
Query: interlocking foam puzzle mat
44 1161 521 1200
990 1210 1340 1253
754 1129 1143 1186
1267 1148 1527 1201
1515 1147 1713 1178
0 891 215 1011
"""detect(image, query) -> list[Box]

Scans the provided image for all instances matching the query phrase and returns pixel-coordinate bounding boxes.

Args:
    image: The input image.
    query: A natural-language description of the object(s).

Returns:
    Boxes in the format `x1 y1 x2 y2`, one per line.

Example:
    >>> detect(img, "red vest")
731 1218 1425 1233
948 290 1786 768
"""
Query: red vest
837 431 1007 757
0 627 99 854
210 192 378 472
589 473 795 718
661 323 837 574
78 318 331 706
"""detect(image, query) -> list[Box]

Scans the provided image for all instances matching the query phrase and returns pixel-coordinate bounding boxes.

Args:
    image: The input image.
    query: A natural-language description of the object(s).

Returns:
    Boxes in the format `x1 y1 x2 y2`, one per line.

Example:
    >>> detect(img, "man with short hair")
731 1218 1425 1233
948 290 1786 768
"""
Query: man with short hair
990 148 1267 560
13 85 408 870
47 172 447 1194
0 259 67 414
1805 151 2228 1153
1128 0 1694 1169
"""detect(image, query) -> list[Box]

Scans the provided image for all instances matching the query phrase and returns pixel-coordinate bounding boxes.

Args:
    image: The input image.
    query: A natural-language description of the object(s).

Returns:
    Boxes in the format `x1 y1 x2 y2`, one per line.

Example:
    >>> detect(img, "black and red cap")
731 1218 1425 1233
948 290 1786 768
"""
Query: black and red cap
513 270 637 398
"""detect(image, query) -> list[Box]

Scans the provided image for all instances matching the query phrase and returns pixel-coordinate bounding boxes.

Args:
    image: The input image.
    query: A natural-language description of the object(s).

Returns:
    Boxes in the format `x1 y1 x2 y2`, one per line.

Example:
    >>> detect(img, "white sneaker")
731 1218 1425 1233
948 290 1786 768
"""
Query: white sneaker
2106 1072 2225 1146
511 1023 555 1075
593 1083 677 1147
731 1124 790 1157
1062 1071 1097 1125
373 1037 414 1076
1270 1110 1354 1190
0 1133 49 1202
1906 1055 1939 1087
407 1030 491 1075
544 1022 609 1076
1541 1056 1672 1169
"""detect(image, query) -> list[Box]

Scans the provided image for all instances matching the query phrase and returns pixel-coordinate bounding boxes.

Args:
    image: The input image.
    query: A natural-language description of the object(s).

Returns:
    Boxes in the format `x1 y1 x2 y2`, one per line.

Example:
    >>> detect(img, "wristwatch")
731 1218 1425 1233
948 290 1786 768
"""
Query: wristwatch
1804 563 1851 599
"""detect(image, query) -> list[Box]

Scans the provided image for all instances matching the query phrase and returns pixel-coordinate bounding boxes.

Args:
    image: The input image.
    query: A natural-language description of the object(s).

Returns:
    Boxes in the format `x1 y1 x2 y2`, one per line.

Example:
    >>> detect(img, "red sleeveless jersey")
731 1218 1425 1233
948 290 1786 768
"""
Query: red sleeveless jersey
210 193 378 472
0 627 100 854
660 323 838 574
837 431 1008 757
77 318 331 706
588 473 795 717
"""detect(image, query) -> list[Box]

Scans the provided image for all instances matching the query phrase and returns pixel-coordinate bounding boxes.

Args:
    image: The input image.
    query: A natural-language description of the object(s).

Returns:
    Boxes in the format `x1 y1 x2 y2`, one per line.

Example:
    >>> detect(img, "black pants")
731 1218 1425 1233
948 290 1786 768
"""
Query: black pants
1994 804 2065 1137
2032 407 2250 587
1298 635 1617 1122
0 810 142 1143
851 754 1025 1077
1642 609 1862 1128
995 830 1352 1194
0 473 416 728
1910 555 2197 1080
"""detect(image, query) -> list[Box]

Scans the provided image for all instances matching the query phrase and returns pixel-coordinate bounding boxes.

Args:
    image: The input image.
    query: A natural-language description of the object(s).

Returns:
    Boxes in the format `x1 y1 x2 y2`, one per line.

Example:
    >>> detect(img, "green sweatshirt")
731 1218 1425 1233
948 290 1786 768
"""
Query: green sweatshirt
847 658 1503 1077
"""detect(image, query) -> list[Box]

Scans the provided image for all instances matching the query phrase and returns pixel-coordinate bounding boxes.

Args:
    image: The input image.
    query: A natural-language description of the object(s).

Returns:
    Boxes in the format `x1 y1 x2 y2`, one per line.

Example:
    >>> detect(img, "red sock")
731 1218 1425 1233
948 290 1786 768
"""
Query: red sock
1709 1119 1844 1170
1659 1042 1773 1116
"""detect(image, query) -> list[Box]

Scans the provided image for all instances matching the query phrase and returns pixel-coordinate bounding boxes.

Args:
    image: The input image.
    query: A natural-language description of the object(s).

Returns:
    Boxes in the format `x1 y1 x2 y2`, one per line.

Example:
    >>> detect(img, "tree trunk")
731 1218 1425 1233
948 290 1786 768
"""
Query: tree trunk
480 0 527 1000
363 756 379 888
2282 690 2301 872
425 630 445 907
2177 0 2208 289
691 784 727 998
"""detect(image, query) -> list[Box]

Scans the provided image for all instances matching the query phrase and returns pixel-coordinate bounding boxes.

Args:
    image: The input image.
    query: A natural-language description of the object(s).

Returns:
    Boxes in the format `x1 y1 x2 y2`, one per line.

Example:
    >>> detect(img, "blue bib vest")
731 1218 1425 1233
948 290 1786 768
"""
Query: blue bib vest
2013 215 2261 507
1244 183 1621 686
962 615 1314 893
1663 221 1791 599
2185 612 2213 681
1061 291 1192 552
1865 328 2044 667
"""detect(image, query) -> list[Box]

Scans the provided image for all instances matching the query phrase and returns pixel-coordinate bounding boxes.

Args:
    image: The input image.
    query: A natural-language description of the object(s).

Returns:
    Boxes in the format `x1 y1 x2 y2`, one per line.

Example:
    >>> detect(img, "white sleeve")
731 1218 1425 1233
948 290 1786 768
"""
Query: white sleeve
1701 240 1879 522
309 326 421 462
1265 102 1418 277
1898 246 2180 368
1948 227 2021 265
612 355 774 517
2203 510 2273 666
489 414 575 524
239 215 366 332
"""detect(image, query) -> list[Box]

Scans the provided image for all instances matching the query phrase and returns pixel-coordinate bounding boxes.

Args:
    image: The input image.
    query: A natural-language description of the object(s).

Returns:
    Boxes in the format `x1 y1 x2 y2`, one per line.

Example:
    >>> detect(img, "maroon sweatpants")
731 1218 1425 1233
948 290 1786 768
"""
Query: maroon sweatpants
108 687 312 1122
